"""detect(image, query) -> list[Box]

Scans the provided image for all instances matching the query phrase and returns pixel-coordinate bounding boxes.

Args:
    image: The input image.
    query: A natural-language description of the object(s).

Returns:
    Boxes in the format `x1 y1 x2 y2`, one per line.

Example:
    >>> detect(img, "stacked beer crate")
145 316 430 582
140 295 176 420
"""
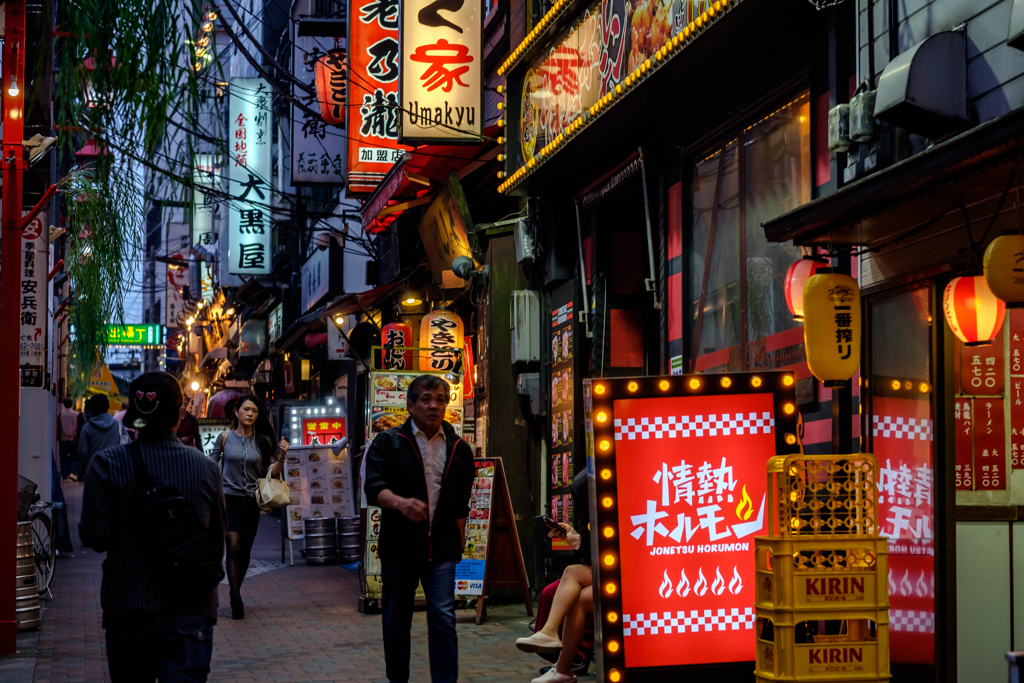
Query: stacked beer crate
754 454 890 683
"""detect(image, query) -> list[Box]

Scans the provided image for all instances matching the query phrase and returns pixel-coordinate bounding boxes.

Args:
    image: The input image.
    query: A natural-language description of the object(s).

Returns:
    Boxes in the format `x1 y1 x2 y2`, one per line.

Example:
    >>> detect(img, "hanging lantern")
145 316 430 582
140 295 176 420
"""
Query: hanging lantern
784 257 828 320
803 269 861 388
983 233 1024 308
943 275 1006 346
314 48 347 126
381 322 414 371
81 55 117 109
419 307 464 374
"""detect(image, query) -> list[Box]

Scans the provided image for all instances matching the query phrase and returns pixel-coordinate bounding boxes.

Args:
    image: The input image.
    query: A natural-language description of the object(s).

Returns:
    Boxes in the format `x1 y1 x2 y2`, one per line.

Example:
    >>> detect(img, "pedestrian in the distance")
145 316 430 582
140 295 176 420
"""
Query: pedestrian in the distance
77 394 130 478
79 371 226 683
210 394 289 619
177 405 202 448
57 397 79 482
364 375 475 683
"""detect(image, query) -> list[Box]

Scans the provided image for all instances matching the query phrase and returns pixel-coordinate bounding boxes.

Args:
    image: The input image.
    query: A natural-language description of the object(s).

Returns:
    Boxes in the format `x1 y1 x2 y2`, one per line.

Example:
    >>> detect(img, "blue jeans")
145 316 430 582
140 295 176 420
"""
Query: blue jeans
105 612 214 683
381 559 458 683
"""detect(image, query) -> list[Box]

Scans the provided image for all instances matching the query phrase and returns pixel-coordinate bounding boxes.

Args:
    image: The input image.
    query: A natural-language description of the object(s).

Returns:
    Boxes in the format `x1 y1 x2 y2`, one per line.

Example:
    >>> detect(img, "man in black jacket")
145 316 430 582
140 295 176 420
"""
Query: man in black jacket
365 374 475 683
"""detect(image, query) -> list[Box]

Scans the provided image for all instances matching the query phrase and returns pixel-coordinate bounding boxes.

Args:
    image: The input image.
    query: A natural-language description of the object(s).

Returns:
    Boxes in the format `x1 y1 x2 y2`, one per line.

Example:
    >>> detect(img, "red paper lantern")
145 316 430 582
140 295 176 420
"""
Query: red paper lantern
381 322 414 370
314 49 347 125
943 275 1006 346
784 258 828 320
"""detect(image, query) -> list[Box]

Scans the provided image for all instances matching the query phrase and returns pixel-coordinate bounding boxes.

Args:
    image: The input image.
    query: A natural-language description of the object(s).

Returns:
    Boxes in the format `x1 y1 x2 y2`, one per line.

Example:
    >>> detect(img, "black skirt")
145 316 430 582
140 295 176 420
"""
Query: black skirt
225 494 261 541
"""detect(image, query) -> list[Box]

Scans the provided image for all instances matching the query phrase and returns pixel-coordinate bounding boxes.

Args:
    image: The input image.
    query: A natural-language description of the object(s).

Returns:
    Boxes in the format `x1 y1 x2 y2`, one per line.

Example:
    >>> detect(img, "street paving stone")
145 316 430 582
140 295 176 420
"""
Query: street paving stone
3 482 575 683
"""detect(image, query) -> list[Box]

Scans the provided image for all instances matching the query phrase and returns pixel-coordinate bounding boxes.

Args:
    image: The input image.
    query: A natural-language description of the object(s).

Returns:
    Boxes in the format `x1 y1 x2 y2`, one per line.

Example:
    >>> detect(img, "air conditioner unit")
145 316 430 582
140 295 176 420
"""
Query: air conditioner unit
510 290 541 363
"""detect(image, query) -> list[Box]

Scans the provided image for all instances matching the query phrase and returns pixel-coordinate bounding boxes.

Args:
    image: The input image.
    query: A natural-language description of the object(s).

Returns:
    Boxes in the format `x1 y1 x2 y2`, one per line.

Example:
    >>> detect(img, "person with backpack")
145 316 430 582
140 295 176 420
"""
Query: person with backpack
80 371 226 683
210 394 289 620
77 394 130 478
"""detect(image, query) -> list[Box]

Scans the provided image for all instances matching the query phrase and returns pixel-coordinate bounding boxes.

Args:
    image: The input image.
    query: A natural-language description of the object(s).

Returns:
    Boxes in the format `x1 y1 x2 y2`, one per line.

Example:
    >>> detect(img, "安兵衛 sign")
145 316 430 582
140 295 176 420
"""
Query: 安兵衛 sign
585 373 798 678
399 0 482 143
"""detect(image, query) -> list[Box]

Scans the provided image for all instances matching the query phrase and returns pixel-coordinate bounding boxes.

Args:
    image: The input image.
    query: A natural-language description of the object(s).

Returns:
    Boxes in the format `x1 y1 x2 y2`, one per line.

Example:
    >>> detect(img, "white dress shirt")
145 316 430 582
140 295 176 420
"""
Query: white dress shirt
412 420 447 525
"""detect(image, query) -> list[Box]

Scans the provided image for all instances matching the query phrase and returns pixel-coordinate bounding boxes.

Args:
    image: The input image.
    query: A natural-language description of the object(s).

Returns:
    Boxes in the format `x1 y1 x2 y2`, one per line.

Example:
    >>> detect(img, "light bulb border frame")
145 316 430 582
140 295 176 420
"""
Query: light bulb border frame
497 0 737 196
583 370 799 682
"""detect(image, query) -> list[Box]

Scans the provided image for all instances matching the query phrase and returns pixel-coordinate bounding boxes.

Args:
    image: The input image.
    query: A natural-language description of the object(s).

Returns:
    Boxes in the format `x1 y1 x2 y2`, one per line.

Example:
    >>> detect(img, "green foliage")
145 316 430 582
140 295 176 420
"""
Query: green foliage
53 0 213 391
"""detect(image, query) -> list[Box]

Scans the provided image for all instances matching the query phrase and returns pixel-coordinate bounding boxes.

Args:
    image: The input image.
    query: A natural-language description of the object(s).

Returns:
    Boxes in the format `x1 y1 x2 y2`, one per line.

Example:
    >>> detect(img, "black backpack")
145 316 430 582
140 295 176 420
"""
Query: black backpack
129 443 225 597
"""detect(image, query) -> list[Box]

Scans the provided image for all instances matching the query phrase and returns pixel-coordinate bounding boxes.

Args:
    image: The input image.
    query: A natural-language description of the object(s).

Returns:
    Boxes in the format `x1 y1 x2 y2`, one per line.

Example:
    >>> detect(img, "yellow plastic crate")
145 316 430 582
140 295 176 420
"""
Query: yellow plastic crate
754 614 890 682
765 454 879 539
755 536 889 613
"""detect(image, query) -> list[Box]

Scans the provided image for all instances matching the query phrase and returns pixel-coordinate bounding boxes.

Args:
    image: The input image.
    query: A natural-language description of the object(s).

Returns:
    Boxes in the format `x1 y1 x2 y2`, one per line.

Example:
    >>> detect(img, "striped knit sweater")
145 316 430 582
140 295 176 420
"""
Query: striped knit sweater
79 431 227 626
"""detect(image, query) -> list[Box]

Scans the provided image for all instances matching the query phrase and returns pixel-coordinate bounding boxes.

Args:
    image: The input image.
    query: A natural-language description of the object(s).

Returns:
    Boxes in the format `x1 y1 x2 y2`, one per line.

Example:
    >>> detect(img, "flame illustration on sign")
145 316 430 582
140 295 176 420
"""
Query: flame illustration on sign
711 566 726 595
899 570 913 597
887 569 896 597
915 570 929 598
659 569 673 599
694 567 709 596
676 568 690 597
729 565 743 595
736 485 754 521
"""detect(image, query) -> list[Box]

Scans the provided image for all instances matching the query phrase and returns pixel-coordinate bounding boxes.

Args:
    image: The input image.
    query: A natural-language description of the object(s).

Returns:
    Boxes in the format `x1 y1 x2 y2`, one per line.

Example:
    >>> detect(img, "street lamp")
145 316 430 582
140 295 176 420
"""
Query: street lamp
190 380 200 391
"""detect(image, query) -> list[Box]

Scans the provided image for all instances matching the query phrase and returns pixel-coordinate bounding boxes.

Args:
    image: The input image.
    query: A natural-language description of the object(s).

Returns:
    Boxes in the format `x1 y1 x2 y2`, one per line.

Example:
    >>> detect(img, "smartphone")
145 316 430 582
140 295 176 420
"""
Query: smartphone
543 515 566 535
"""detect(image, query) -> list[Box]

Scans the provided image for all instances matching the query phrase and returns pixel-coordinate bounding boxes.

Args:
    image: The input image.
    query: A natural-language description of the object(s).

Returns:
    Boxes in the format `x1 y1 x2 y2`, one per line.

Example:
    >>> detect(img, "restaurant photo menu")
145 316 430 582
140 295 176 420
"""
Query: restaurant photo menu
368 370 463 440
550 282 576 551
455 459 496 596
282 444 356 540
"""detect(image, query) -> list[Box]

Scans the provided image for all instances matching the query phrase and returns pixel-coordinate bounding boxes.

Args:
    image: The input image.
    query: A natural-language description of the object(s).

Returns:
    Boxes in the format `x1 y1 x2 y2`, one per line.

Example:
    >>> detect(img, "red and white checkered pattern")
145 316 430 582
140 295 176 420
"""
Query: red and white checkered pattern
891 609 934 633
614 414 774 440
622 608 755 635
872 415 933 441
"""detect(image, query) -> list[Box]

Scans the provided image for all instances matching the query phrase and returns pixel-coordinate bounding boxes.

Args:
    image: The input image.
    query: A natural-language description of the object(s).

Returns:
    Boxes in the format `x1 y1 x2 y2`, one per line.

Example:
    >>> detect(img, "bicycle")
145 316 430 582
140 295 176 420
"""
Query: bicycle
27 500 55 599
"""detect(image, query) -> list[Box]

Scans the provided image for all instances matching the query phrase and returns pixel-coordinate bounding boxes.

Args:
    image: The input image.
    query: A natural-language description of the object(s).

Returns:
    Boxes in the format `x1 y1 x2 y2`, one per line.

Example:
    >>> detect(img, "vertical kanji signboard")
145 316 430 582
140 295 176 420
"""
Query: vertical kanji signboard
584 373 798 681
292 26 347 185
348 0 407 193
399 0 482 143
229 78 273 275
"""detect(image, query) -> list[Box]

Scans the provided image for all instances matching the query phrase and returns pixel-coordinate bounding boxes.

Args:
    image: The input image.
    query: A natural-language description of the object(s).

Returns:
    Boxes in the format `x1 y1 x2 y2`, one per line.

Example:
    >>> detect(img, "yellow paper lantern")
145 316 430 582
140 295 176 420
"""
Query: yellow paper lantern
984 233 1024 307
419 306 464 373
803 270 861 388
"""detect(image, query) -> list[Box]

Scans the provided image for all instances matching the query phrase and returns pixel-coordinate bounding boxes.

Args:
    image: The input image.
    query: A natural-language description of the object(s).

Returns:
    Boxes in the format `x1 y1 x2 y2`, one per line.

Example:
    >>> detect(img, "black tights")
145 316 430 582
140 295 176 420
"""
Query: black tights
226 530 256 602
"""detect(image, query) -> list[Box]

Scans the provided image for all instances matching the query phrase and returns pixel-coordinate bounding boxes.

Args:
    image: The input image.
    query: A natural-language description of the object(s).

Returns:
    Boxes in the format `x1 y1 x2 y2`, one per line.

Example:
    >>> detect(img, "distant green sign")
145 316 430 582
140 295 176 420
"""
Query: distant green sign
104 324 164 346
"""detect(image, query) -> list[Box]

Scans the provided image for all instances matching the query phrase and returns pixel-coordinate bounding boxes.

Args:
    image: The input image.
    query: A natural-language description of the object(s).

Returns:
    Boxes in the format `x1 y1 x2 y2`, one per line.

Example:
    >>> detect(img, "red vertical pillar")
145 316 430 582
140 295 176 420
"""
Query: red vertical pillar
1 0 25 654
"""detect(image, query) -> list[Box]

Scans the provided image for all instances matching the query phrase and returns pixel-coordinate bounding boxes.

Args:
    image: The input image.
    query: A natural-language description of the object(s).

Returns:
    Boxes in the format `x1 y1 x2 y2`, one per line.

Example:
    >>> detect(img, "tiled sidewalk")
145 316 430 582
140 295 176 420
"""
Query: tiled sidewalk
14 483 555 683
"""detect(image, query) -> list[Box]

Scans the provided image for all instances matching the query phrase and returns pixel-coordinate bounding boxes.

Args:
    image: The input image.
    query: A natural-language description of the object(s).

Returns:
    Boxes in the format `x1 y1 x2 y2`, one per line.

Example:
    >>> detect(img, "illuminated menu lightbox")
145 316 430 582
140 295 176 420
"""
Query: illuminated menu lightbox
584 372 799 681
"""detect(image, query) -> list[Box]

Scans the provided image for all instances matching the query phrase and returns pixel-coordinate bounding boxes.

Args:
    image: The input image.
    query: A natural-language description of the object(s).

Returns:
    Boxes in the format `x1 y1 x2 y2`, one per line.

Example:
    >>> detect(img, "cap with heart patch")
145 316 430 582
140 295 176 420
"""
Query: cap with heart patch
122 371 184 430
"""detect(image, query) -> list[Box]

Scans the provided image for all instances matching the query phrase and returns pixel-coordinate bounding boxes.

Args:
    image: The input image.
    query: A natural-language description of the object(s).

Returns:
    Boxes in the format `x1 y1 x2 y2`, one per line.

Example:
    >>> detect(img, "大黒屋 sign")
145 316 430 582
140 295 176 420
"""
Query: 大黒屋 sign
399 0 482 143
347 0 409 192
229 78 273 275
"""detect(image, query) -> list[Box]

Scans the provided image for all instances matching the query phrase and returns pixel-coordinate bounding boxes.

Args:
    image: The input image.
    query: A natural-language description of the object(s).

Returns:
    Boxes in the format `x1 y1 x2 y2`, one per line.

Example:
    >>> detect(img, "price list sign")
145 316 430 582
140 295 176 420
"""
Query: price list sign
549 281 576 552
1012 310 1024 471
955 323 1010 489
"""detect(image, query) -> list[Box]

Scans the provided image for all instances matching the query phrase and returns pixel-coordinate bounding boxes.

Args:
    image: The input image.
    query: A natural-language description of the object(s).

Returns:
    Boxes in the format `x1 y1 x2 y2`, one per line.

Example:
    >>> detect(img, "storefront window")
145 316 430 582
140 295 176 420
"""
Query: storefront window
688 92 810 371
868 287 935 674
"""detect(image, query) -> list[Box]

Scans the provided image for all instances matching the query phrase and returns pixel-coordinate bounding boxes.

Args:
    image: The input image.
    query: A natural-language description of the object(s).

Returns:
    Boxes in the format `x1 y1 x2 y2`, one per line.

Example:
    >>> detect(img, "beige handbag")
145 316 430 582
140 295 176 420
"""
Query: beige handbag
256 470 290 509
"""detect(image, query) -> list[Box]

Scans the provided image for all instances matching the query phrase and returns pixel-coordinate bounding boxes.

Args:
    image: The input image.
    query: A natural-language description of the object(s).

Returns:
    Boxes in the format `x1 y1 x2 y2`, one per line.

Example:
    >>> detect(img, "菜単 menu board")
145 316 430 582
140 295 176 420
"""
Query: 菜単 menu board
368 370 463 440
283 444 356 540
455 459 495 596
954 322 1009 491
550 282 575 551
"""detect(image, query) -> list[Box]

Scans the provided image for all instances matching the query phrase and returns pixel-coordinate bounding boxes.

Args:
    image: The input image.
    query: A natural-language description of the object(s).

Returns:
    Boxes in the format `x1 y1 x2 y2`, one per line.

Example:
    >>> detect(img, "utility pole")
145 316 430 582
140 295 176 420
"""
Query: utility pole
1 0 26 654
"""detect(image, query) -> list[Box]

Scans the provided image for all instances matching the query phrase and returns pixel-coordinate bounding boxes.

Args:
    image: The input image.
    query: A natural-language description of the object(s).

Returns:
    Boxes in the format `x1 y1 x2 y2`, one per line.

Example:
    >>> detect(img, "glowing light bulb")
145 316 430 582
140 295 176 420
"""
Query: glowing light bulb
658 379 670 391
688 378 700 390
603 526 614 537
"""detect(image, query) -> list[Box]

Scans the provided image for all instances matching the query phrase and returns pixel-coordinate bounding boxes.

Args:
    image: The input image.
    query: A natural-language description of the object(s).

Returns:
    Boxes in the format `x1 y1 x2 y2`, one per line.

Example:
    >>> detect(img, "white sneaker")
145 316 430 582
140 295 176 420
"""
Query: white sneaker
515 631 563 653
531 668 576 683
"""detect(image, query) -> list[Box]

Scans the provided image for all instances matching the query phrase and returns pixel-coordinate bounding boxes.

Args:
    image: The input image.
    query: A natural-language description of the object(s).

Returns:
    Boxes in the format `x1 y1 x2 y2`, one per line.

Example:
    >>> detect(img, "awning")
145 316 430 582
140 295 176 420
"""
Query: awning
199 346 229 371
361 128 501 232
324 282 404 318
762 105 1024 247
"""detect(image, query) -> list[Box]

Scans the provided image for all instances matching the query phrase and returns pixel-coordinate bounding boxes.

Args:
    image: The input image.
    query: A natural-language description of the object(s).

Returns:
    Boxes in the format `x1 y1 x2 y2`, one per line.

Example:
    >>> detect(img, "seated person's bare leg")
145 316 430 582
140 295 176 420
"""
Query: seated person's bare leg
553 586 593 676
537 565 593 640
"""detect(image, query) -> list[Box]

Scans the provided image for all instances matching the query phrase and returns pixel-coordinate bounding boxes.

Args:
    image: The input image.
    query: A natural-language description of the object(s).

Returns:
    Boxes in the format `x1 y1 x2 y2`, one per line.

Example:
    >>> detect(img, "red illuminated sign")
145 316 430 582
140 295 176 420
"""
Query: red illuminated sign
302 417 346 446
614 393 774 667
586 373 798 678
